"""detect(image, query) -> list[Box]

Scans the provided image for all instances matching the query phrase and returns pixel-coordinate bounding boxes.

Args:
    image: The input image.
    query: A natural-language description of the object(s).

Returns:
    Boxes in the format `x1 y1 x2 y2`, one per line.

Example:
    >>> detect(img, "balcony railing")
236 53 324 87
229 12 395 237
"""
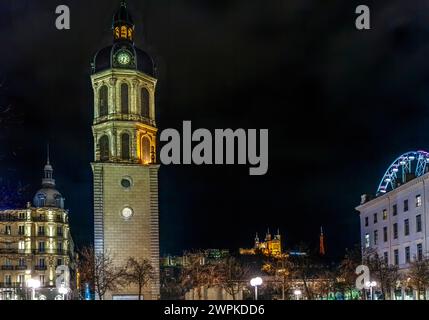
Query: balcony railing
15 265 27 271
0 249 68 256
34 265 47 271
0 282 25 289
0 216 67 223
0 216 26 222
1 266 14 271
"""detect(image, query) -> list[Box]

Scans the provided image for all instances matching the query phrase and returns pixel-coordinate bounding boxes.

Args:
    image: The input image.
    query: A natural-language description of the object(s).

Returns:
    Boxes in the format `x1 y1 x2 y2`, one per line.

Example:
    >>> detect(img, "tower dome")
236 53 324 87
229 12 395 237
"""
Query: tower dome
91 0 155 77
33 150 65 209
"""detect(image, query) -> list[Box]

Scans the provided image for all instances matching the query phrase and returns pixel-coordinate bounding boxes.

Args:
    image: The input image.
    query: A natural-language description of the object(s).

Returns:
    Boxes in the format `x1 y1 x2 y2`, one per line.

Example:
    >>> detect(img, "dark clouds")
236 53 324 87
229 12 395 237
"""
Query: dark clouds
0 0 428 258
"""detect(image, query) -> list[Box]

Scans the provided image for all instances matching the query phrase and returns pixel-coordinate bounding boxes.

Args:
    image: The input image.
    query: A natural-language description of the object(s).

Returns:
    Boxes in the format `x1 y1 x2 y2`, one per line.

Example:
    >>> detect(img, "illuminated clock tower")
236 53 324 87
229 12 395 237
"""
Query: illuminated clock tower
90 1 160 300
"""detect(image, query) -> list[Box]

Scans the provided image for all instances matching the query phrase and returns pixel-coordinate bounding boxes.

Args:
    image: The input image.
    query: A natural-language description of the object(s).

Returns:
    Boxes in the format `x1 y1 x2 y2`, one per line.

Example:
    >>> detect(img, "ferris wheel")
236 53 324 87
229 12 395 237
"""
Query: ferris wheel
377 151 429 195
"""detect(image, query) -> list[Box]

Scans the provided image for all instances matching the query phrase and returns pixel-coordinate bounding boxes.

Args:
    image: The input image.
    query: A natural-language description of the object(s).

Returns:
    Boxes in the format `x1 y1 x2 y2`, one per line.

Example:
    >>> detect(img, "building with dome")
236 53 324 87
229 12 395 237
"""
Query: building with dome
0 154 76 300
91 1 160 300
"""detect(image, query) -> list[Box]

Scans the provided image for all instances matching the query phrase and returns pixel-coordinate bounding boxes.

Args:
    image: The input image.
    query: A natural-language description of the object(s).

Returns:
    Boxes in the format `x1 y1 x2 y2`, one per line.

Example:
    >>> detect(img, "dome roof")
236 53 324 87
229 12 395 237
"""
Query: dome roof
92 1 156 77
92 43 155 77
33 188 64 209
32 152 65 209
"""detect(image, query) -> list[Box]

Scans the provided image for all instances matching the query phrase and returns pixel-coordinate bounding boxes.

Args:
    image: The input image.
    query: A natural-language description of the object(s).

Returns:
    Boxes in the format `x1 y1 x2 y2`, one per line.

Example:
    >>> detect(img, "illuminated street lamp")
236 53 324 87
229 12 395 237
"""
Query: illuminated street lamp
366 281 377 300
58 284 70 300
294 289 302 300
27 279 41 300
250 277 263 301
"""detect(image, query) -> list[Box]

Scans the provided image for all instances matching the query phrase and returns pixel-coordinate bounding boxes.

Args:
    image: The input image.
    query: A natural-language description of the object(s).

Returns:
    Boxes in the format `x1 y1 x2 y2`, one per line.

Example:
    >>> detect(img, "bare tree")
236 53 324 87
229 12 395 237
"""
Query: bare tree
363 248 400 300
180 251 221 299
124 257 154 300
78 246 126 300
291 244 315 300
408 257 429 300
337 246 362 299
217 256 250 300
263 255 295 300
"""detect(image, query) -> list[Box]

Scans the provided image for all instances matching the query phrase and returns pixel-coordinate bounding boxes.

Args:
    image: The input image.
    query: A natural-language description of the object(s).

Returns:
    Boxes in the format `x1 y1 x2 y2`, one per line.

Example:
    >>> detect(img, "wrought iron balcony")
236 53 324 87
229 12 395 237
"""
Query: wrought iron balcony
0 249 68 256
1 265 15 271
15 265 28 271
0 282 25 289
34 265 47 271
0 216 26 222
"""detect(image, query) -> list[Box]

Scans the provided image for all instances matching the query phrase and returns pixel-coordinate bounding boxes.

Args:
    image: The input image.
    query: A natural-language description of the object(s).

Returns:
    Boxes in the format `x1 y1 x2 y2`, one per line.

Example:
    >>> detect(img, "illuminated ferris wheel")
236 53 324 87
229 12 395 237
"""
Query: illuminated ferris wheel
377 151 429 195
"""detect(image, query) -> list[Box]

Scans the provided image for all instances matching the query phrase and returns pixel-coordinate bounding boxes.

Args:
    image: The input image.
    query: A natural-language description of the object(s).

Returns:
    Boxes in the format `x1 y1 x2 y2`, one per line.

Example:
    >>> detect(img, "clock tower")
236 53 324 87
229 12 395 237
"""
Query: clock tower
90 1 160 300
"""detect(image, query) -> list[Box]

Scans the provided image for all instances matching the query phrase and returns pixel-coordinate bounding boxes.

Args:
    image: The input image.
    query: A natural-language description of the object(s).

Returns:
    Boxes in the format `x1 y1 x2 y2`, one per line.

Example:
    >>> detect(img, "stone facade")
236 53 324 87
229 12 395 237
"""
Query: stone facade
0 157 76 300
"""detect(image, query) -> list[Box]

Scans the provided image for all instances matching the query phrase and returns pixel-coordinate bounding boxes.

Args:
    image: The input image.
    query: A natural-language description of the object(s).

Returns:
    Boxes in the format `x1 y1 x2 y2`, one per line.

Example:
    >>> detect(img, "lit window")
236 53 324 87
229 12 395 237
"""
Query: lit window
121 26 127 38
18 241 25 251
383 209 388 220
416 195 422 208
365 233 370 248
18 275 25 284
40 275 45 286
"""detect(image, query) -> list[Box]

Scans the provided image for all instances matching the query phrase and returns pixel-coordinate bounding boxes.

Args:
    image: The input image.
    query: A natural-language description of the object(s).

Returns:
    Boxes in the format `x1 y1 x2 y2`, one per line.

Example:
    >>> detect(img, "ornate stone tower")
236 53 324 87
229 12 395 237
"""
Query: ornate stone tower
90 1 160 300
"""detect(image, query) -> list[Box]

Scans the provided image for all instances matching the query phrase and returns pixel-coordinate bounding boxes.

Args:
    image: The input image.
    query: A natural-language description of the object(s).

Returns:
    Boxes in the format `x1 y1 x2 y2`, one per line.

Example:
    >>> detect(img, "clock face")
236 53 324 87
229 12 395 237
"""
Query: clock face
121 207 134 220
117 51 131 65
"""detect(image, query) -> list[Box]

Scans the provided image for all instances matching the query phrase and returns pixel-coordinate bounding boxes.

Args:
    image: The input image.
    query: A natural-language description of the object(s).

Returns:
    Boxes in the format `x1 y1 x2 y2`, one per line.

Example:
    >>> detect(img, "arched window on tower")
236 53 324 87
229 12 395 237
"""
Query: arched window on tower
142 136 151 164
141 88 150 118
121 133 131 160
121 83 129 114
99 135 110 161
99 86 109 117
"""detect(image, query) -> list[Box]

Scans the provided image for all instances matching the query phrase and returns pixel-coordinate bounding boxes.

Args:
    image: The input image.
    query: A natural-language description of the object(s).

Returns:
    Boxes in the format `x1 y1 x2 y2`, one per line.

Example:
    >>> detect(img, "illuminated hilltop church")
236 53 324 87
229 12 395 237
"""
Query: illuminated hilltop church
91 1 160 300
240 229 283 257
240 227 326 258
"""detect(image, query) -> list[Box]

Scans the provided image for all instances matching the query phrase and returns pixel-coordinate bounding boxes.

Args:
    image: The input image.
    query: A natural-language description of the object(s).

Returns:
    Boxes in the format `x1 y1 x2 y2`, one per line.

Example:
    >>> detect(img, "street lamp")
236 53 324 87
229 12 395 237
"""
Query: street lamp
27 279 41 300
250 277 263 301
58 285 69 300
366 281 377 300
294 289 302 300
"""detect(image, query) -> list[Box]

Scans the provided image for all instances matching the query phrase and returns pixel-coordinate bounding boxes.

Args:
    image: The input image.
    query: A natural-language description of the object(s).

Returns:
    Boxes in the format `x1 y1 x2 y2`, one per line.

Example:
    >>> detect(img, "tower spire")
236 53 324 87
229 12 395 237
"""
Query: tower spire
42 146 55 187
113 0 135 42
319 226 326 256
47 143 50 165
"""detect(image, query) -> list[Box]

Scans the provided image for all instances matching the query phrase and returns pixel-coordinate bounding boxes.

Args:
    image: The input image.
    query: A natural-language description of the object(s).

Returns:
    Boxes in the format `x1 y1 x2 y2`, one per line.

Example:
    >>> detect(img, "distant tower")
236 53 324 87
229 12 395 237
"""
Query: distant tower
274 228 281 240
319 226 326 256
265 228 272 241
254 233 260 248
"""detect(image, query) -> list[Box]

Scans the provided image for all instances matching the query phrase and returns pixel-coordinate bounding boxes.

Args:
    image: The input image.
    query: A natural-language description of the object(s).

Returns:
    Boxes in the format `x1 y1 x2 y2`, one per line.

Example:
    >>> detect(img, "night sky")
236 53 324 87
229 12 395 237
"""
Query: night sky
1 0 429 259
